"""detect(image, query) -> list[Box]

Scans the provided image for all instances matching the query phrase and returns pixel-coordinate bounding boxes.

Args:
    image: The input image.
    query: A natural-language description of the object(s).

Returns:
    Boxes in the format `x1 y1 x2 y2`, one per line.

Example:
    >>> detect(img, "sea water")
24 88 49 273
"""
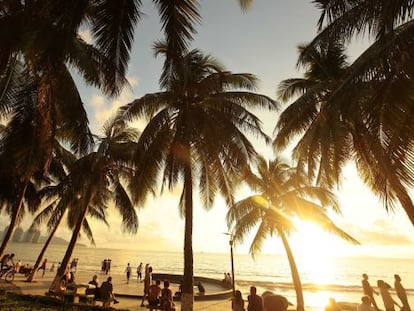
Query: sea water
6 242 414 311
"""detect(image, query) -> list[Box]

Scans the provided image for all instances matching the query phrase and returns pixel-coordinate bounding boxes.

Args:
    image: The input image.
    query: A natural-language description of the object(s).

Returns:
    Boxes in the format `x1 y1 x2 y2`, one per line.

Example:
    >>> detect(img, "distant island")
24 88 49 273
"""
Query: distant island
0 227 85 247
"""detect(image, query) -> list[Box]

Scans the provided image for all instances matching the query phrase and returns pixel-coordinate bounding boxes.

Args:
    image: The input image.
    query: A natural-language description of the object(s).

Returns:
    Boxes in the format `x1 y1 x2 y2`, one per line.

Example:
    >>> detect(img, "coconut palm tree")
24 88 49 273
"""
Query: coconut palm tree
118 46 277 310
49 119 139 289
274 40 350 187
281 1 414 225
25 143 78 282
226 155 358 311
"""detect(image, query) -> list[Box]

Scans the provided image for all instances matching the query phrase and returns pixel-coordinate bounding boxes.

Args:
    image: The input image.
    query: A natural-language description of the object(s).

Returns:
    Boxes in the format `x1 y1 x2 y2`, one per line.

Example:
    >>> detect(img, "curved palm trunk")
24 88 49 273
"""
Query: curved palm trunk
50 201 90 290
0 181 28 257
26 213 64 282
278 228 304 311
181 163 194 311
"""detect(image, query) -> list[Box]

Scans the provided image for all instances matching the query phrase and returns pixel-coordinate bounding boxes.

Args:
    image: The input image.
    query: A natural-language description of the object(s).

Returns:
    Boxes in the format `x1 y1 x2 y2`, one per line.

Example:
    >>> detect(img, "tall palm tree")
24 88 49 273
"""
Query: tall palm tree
274 41 349 187
118 46 277 311
49 119 139 289
278 1 414 225
226 155 358 311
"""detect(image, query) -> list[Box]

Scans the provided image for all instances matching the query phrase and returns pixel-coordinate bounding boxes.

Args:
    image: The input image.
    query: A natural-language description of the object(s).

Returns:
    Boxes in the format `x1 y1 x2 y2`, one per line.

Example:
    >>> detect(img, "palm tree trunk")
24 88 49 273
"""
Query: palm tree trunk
278 228 304 311
0 181 28 257
181 163 194 311
26 213 64 282
50 200 90 290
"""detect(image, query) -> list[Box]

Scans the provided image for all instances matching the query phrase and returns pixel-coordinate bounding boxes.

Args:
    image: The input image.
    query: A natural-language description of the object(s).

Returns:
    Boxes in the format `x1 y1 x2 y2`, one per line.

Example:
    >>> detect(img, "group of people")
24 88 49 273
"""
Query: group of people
222 272 233 286
146 279 175 311
232 286 289 311
101 258 112 274
86 274 119 307
361 273 411 311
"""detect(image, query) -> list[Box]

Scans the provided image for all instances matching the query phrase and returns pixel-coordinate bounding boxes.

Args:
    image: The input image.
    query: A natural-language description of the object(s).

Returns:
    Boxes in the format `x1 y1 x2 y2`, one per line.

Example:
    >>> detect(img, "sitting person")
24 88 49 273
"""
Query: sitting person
148 279 162 310
160 280 175 311
66 271 77 291
197 281 205 295
98 276 119 307
86 275 98 296
262 291 289 311
325 297 341 311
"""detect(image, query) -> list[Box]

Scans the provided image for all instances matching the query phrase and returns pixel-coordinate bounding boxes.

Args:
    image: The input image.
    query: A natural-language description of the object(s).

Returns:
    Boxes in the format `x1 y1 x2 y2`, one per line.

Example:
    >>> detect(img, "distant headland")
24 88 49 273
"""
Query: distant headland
0 226 84 246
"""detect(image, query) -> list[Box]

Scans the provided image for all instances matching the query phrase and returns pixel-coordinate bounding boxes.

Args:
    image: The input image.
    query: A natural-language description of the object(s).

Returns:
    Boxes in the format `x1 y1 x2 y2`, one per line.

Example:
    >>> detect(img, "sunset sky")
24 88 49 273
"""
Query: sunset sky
2 0 414 259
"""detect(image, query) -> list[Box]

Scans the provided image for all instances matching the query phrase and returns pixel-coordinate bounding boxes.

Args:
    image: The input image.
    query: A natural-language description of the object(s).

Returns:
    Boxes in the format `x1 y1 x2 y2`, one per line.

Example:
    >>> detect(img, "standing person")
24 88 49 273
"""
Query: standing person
394 275 411 311
125 263 132 284
247 286 264 311
141 266 153 307
358 295 376 311
378 280 401 311
232 290 245 311
362 273 380 311
38 258 48 277
137 262 143 282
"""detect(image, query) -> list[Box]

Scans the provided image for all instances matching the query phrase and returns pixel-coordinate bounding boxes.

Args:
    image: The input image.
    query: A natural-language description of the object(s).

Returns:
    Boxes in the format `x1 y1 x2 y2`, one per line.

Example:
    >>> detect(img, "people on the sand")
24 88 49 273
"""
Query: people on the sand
86 275 99 296
394 274 411 311
141 266 153 306
38 258 47 277
148 279 162 310
247 286 264 311
262 291 289 311
232 290 245 311
325 297 341 311
378 279 401 311
137 262 143 282
70 258 78 273
99 276 119 306
197 281 206 295
362 273 380 310
14 259 22 273
358 295 376 311
160 280 174 311
66 271 77 291
1 253 15 270
125 263 132 284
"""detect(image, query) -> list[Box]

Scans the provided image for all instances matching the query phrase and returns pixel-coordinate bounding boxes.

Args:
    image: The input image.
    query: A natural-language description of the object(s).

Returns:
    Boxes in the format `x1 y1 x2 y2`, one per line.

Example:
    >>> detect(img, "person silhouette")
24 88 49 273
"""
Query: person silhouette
394 274 411 311
362 273 380 311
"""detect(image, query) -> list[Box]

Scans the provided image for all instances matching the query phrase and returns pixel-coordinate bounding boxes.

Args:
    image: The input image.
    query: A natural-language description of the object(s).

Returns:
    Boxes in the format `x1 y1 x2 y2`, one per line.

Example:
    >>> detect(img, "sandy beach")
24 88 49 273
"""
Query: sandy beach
0 270 232 311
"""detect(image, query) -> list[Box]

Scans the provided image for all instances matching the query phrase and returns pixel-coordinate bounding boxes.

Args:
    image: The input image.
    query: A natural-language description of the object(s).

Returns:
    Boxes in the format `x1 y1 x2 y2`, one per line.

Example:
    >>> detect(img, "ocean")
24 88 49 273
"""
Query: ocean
5 242 414 311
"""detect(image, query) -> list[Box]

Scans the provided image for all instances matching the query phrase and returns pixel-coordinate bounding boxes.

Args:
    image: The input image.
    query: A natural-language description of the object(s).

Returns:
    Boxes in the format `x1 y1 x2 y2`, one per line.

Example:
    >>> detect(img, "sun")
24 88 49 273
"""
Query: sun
287 219 349 285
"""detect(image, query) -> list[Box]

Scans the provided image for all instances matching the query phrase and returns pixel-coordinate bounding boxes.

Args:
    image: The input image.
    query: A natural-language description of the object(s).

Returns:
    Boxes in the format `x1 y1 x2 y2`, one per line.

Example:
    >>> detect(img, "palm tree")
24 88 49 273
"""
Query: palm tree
25 143 77 282
279 1 414 225
226 155 358 311
274 41 349 187
49 119 139 289
118 46 277 311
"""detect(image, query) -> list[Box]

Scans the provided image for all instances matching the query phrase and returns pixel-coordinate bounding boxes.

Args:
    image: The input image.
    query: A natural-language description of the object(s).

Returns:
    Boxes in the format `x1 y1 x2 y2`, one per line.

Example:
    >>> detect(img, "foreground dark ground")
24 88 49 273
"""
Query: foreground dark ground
0 291 125 311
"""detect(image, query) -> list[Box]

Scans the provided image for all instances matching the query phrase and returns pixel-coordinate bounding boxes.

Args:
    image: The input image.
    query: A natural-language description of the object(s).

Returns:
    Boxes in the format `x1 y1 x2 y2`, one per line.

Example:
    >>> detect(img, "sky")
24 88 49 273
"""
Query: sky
2 0 414 260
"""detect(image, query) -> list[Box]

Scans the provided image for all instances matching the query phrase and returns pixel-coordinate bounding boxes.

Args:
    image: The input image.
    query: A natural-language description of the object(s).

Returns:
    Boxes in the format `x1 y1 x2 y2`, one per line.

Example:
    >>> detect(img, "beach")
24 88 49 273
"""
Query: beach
2 243 414 311
0 271 232 311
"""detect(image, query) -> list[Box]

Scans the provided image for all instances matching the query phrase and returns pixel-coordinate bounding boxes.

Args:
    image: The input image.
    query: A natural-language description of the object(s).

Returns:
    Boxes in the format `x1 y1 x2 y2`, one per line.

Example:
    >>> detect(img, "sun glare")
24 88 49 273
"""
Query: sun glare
289 219 344 285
